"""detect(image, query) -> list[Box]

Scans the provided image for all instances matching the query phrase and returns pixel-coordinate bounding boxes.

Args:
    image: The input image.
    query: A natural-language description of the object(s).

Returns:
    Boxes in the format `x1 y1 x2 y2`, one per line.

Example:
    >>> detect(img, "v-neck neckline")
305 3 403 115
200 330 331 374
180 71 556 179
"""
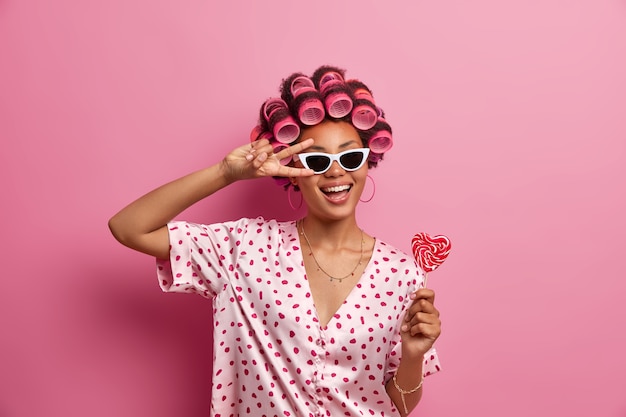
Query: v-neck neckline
291 220 378 329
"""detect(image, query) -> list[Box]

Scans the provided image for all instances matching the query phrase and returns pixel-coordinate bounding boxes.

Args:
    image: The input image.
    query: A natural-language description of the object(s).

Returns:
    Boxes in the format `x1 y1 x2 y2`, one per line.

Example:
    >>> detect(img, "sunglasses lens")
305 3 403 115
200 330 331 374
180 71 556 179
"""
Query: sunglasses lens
304 155 332 173
340 151 365 170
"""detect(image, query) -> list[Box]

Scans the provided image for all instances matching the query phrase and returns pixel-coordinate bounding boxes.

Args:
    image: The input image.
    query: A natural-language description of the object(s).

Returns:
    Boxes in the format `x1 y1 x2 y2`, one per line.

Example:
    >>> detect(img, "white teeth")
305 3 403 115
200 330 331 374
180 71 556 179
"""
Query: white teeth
322 185 350 193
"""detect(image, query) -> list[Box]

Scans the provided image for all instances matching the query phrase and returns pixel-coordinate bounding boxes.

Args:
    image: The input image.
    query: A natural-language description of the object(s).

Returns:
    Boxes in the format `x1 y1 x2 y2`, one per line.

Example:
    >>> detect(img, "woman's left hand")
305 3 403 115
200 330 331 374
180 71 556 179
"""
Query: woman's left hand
400 288 441 358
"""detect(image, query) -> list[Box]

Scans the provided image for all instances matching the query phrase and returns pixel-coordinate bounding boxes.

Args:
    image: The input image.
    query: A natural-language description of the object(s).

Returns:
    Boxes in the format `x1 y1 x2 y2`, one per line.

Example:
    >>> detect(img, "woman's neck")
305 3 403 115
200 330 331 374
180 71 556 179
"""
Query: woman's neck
299 216 362 250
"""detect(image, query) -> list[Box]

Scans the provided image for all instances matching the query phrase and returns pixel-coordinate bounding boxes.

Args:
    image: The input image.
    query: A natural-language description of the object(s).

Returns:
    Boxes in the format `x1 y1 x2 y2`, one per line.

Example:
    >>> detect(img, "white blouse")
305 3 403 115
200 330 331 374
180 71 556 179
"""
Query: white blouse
157 217 440 417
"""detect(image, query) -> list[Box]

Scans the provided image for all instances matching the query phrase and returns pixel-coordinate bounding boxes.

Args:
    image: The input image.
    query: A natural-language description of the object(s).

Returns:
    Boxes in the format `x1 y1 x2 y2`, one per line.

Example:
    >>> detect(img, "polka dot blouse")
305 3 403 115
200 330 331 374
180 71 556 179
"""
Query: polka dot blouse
156 217 440 417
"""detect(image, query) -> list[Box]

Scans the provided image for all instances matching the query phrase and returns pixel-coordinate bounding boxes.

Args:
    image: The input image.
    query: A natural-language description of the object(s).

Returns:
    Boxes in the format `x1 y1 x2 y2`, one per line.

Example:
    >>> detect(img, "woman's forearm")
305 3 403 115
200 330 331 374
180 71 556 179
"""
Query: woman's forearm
386 353 425 417
108 161 232 258
108 138 313 259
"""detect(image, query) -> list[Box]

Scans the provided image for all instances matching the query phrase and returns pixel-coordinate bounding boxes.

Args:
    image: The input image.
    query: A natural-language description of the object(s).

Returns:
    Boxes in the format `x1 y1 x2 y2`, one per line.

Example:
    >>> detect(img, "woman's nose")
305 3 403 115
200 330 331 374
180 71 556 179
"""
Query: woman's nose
324 160 345 176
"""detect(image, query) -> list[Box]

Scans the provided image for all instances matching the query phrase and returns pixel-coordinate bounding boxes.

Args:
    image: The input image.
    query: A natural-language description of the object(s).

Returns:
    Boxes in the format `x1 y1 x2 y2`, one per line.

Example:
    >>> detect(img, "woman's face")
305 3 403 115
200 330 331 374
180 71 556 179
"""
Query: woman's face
291 121 368 221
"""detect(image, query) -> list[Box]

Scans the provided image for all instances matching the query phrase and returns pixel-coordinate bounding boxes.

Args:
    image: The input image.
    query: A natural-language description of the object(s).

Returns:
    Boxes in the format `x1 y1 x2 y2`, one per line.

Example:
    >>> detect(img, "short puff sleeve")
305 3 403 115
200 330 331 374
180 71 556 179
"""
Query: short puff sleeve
156 218 251 299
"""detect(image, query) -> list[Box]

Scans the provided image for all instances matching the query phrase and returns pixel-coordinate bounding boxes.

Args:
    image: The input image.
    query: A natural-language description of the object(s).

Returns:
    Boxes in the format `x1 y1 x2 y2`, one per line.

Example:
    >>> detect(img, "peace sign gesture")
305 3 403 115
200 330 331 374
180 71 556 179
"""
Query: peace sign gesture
222 138 315 182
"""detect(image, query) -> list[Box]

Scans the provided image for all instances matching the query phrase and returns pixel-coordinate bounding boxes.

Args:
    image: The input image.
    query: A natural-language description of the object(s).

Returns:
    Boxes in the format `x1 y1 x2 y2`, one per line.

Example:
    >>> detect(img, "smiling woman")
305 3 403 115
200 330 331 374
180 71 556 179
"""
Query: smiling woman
108 65 443 417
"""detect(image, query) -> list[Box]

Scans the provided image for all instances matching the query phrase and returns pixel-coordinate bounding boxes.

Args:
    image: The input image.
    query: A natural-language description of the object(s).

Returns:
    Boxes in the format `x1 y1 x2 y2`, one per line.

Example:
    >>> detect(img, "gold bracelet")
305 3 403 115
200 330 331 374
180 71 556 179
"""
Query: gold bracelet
392 373 424 415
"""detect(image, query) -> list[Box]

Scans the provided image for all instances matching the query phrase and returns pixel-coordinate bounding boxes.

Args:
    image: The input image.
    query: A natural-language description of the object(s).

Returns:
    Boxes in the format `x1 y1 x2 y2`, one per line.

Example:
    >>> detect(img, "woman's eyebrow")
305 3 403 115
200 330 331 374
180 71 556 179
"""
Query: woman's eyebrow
308 140 360 152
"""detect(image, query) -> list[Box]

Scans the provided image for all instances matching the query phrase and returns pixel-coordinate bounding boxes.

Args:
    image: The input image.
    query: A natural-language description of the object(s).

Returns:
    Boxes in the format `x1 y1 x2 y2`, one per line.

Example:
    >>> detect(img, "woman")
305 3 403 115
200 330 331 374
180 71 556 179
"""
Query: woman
109 65 442 417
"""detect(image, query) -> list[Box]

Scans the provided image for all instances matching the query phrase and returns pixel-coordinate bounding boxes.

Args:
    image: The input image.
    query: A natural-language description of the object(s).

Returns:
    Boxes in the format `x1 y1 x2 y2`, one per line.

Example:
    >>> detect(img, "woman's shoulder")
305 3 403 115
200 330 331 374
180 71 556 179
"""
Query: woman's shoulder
219 217 298 242
172 216 294 230
168 217 297 248
233 216 296 233
371 237 422 271
372 237 410 258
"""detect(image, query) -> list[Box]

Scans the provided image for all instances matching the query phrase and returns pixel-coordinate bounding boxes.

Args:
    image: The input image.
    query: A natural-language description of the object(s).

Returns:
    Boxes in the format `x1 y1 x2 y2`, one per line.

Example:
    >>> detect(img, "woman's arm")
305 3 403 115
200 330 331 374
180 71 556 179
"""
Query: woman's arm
386 288 441 416
108 138 314 259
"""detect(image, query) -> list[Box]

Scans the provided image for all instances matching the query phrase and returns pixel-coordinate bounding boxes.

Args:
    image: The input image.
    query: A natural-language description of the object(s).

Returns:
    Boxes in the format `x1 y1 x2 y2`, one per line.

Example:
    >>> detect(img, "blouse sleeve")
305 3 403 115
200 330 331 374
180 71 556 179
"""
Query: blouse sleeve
385 330 442 381
155 218 251 299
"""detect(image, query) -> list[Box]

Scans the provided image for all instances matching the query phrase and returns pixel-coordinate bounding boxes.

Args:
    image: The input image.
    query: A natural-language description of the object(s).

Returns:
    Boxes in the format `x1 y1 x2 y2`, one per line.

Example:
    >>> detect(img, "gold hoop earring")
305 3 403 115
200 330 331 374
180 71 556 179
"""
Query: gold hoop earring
287 186 303 210
359 175 376 203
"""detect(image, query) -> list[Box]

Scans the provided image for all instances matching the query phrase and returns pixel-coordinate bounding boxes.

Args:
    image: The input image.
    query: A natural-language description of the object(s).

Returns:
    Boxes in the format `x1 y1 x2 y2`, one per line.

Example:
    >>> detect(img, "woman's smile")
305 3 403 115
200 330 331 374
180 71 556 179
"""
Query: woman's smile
320 183 352 202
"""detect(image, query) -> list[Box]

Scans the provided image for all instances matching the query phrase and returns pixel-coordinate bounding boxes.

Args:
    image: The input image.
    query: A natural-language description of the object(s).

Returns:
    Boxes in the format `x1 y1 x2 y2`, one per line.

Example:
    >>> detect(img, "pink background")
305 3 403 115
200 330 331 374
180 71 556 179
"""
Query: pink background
1 1 625 416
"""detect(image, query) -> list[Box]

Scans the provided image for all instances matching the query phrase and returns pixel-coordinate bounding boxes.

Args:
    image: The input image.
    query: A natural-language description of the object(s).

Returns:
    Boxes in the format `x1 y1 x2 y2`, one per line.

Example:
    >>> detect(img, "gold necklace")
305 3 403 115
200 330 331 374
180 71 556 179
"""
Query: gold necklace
299 220 364 283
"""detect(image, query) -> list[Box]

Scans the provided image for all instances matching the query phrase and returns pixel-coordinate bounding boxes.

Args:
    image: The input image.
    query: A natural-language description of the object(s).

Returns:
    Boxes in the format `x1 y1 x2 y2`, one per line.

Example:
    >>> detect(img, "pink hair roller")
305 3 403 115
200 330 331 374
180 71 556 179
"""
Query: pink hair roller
270 140 292 165
319 71 344 91
319 71 353 118
368 130 393 153
250 125 274 143
250 125 263 142
347 84 377 130
263 98 300 144
291 76 325 125
355 88 373 100
272 116 300 144
351 105 378 130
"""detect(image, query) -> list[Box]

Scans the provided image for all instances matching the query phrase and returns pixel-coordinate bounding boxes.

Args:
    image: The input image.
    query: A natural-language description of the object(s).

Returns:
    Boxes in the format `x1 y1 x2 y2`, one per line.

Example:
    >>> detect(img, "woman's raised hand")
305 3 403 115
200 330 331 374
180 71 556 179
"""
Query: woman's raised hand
221 138 315 182
400 288 441 359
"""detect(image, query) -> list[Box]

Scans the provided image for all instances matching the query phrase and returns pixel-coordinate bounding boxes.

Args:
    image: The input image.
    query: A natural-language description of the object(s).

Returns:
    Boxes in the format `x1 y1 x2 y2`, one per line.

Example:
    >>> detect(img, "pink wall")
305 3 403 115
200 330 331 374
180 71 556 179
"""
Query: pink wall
1 1 625 416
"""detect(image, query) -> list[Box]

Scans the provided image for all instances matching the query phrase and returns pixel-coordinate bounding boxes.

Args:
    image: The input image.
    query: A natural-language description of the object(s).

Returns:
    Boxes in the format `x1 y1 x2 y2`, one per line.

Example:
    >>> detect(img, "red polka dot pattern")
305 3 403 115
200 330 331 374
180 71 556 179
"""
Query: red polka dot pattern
156 217 441 416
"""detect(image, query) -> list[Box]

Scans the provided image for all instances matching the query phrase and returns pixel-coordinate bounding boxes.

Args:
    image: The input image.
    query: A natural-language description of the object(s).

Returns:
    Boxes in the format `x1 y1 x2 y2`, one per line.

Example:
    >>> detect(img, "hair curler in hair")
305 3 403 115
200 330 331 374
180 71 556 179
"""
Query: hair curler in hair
250 125 275 146
263 98 300 144
367 117 394 153
349 85 378 130
249 125 273 142
290 76 325 125
250 125 263 142
368 130 393 153
270 139 293 165
318 71 353 118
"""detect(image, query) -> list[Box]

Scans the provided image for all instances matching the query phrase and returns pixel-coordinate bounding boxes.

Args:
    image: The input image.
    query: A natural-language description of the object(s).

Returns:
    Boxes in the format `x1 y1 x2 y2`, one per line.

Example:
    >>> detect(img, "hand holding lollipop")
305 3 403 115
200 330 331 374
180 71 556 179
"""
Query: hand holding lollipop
411 233 451 286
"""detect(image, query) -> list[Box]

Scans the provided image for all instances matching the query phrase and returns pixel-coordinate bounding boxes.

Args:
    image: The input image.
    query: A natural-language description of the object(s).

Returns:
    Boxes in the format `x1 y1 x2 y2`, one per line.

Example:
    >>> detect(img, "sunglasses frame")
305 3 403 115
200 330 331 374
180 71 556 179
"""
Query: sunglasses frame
296 148 370 174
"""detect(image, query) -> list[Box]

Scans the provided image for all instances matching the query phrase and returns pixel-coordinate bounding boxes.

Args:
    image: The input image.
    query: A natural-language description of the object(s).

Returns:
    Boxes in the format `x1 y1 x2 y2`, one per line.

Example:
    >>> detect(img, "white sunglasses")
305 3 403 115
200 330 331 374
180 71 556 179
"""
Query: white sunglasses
296 148 370 174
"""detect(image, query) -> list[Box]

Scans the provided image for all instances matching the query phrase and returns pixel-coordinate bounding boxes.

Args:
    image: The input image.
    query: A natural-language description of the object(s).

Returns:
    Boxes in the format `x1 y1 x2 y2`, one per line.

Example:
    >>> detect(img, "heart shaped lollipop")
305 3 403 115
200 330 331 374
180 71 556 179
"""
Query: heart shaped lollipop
411 232 452 278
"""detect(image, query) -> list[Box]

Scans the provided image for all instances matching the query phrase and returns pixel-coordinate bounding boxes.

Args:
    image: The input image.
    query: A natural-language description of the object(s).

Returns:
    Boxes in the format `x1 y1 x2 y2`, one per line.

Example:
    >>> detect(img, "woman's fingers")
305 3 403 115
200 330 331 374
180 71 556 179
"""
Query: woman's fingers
406 320 442 338
406 298 439 318
402 288 441 337
235 137 317 179
275 164 315 178
403 305 441 335
274 138 314 160
267 138 315 177
405 289 437 320
411 288 435 304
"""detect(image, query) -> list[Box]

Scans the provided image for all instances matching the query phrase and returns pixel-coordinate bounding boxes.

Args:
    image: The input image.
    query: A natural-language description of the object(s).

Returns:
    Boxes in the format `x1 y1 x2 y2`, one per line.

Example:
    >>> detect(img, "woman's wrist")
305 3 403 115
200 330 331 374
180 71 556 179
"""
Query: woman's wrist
389 358 425 416
401 344 429 362
217 158 237 185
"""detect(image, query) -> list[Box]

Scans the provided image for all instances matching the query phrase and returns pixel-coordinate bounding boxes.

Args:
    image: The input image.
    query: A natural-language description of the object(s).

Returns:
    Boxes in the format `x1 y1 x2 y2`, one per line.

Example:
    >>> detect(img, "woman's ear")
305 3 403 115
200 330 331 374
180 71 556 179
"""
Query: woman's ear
290 177 299 189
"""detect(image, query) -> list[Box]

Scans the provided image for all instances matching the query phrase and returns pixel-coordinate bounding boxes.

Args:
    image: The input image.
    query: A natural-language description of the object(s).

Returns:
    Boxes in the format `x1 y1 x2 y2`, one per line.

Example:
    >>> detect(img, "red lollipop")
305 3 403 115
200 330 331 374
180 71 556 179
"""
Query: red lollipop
411 232 451 285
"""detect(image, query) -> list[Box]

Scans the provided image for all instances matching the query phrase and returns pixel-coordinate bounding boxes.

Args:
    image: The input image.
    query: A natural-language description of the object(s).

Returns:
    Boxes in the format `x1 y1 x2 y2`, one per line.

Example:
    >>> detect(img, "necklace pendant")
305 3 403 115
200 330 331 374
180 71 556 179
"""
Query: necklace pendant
299 220 365 286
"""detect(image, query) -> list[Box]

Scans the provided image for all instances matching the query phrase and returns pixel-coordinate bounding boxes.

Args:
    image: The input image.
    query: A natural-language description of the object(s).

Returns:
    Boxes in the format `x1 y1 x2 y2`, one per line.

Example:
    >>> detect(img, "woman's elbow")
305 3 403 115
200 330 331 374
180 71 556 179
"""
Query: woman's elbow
108 215 132 247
